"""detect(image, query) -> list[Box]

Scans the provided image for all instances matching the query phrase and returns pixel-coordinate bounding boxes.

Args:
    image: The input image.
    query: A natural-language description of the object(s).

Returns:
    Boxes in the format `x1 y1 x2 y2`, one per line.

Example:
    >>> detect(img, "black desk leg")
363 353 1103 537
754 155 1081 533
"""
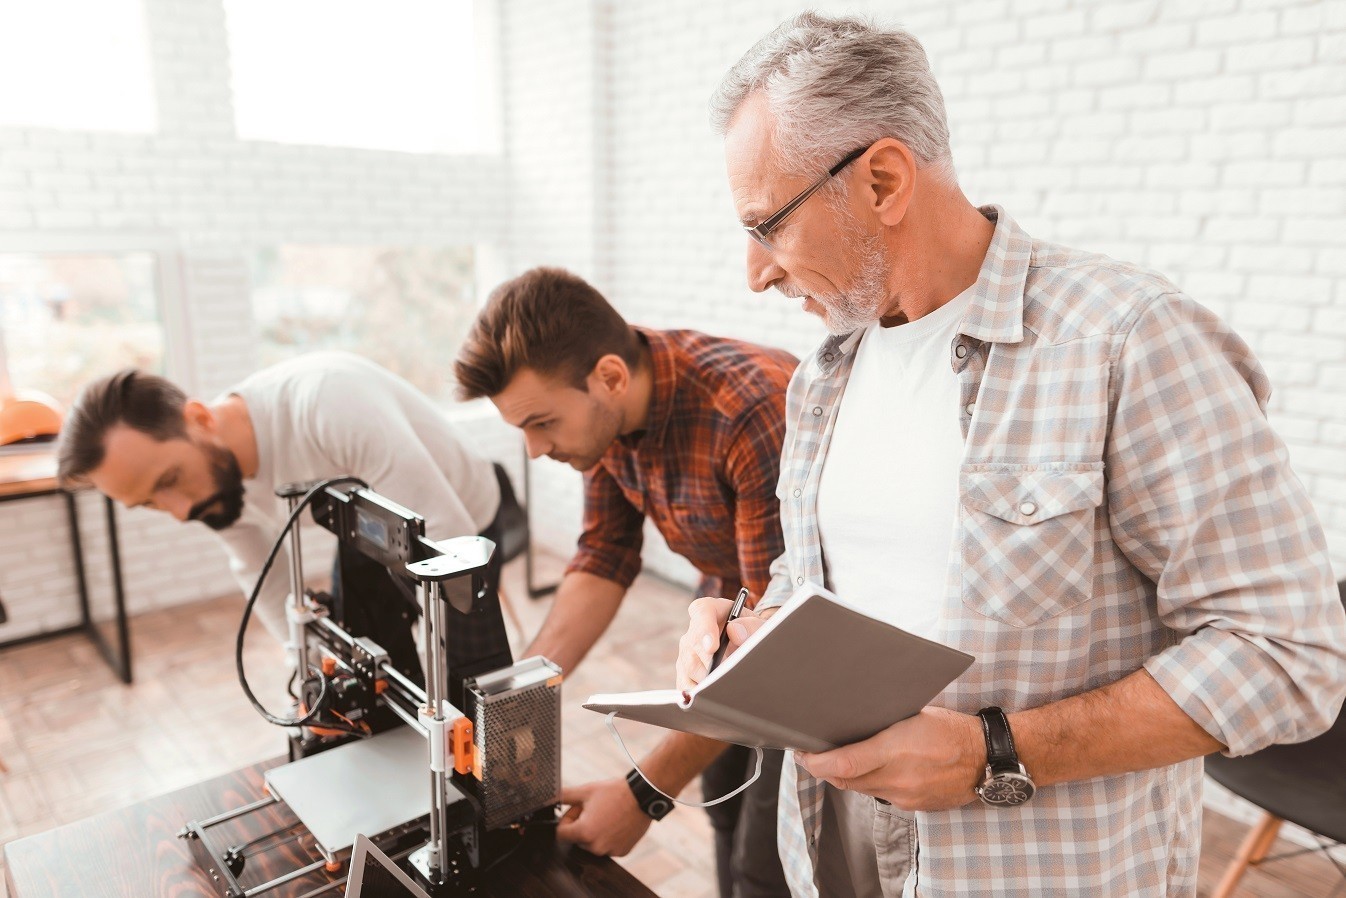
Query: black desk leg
104 497 132 684
64 491 94 629
62 492 133 684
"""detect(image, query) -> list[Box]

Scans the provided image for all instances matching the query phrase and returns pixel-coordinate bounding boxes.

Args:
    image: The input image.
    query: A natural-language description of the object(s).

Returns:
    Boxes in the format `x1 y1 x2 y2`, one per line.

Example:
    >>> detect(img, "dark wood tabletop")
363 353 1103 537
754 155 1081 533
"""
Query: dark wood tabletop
4 756 659 898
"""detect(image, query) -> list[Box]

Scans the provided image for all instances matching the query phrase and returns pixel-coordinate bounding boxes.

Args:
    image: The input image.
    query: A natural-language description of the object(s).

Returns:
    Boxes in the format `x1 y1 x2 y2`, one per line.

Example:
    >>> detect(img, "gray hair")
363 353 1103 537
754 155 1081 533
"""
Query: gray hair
710 11 954 182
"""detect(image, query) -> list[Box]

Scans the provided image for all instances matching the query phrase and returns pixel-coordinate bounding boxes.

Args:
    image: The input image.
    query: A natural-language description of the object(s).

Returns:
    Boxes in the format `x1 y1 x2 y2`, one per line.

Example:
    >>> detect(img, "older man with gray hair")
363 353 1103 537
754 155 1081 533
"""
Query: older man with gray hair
675 12 1346 898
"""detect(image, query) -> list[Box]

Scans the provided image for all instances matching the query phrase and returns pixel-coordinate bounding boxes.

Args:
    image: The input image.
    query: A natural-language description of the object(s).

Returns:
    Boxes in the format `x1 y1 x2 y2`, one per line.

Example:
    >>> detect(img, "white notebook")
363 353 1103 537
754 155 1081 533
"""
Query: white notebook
584 583 974 753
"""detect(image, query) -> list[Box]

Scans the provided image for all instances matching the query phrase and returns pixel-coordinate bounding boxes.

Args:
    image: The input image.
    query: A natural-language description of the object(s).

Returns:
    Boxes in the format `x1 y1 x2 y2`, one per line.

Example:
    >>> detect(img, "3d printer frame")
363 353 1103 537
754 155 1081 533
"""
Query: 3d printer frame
178 481 560 898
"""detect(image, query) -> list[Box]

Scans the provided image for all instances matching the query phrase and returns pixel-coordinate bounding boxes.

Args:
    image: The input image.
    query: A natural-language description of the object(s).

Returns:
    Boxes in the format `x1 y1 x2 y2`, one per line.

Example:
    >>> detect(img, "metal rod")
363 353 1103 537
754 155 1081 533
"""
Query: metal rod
291 843 419 898
192 794 280 830
316 615 355 647
236 826 304 859
380 677 426 711
380 661 426 703
292 878 348 898
421 580 441 872
380 677 425 711
383 694 428 734
242 856 332 897
285 494 310 685
429 578 452 879
292 877 348 898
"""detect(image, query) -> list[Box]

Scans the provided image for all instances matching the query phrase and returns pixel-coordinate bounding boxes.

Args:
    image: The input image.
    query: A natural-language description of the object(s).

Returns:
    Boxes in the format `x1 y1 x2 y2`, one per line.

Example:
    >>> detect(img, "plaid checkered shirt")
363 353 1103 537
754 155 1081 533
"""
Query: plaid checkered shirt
758 206 1346 897
566 327 797 600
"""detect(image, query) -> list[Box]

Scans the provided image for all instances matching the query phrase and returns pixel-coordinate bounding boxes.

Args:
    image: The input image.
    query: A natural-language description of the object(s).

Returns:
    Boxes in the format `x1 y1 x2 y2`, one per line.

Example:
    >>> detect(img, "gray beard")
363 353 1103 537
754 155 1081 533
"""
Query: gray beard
813 235 891 335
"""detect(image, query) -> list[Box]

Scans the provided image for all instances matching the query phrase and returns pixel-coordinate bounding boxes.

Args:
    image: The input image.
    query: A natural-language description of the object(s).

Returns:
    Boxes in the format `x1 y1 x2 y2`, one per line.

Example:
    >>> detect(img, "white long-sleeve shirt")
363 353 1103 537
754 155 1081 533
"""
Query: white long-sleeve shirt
218 352 499 640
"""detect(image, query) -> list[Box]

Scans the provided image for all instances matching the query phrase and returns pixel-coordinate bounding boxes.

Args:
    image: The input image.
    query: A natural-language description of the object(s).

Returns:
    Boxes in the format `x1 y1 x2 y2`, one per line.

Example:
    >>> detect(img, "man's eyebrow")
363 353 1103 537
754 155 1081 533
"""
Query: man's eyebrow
519 412 548 427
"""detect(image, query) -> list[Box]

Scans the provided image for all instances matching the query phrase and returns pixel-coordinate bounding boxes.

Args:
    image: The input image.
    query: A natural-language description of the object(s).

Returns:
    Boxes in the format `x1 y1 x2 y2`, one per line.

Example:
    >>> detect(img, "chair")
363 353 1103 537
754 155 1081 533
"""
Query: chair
1204 579 1346 897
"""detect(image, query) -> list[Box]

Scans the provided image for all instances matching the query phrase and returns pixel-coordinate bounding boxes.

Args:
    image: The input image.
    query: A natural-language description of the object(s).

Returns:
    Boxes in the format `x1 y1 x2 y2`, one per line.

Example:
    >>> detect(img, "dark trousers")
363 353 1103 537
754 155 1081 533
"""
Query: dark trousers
702 744 790 898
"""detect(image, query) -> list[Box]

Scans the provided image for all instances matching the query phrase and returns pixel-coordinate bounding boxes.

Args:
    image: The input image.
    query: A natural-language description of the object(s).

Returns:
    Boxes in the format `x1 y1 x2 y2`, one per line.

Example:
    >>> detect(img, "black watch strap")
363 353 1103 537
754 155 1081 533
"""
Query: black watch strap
978 706 1019 773
625 768 673 821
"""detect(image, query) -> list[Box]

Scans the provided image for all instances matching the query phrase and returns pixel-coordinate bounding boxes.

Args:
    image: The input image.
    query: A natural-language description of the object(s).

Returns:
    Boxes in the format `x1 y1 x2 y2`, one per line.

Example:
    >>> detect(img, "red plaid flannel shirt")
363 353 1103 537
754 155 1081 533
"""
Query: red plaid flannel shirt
565 328 797 602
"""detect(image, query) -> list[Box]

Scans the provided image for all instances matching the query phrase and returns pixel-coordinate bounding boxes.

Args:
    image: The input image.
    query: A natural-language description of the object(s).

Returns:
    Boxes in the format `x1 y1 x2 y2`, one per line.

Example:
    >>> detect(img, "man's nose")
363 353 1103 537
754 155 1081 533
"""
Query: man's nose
746 238 785 294
523 431 550 460
164 494 193 522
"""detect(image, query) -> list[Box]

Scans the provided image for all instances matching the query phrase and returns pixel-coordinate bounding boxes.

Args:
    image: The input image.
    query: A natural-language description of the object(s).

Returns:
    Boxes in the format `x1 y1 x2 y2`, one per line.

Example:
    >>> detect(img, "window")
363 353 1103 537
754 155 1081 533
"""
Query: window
0 253 165 408
0 0 155 133
224 0 498 154
249 245 476 403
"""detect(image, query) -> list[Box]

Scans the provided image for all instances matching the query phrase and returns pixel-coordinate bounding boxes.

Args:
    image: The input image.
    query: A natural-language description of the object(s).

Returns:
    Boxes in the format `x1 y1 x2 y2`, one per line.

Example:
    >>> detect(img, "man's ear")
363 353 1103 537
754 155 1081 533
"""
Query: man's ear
183 399 215 433
860 138 917 227
588 354 631 398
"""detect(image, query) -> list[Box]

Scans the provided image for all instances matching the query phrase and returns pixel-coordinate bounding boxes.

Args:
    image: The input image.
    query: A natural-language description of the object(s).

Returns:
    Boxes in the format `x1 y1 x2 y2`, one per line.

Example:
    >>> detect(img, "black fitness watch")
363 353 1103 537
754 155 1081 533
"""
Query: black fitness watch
974 706 1036 808
625 768 674 820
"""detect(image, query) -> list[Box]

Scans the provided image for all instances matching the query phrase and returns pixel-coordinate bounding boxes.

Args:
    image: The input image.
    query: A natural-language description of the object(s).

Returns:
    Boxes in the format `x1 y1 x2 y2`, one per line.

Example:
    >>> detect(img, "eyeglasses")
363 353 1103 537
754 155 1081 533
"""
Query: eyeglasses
742 145 868 250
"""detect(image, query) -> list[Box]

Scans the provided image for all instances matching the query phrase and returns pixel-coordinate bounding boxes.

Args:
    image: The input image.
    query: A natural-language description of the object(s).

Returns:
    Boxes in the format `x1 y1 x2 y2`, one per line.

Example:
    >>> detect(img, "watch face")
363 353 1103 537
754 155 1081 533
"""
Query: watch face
645 797 673 820
978 771 1035 807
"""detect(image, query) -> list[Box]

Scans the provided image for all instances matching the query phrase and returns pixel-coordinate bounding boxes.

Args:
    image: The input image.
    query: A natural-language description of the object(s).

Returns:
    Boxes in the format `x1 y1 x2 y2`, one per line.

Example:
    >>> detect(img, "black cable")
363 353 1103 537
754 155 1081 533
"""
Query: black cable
235 476 368 729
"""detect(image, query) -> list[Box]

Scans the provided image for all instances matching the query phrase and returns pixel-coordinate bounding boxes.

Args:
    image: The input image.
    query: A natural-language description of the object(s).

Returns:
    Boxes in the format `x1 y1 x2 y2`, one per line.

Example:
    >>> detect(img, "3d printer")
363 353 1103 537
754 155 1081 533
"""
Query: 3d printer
179 478 561 897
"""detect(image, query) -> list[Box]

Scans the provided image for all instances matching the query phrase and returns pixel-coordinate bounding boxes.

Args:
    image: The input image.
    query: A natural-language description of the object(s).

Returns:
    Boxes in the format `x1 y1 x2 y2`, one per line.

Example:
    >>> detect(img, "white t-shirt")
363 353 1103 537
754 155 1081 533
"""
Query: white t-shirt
815 291 972 638
219 352 500 640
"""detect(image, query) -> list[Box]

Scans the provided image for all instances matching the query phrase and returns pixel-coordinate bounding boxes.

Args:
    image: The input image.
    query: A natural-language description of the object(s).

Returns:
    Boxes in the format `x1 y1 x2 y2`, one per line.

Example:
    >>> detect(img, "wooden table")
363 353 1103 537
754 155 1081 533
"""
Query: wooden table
4 757 660 897
0 447 132 683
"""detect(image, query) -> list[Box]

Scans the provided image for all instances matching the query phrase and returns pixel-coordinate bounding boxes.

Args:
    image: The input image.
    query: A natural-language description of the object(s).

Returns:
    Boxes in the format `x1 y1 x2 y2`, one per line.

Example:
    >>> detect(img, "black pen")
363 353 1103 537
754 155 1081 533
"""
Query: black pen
707 587 750 675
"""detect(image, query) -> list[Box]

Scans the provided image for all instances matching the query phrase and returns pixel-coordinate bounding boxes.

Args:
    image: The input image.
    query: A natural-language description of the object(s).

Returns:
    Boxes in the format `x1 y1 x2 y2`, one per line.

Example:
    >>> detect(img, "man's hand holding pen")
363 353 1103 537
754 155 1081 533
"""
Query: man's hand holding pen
676 591 777 691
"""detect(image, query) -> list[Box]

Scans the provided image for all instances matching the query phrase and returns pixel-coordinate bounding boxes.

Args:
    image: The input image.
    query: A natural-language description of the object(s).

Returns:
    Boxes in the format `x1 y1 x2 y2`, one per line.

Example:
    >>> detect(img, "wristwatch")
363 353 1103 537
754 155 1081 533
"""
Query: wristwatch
974 707 1035 808
625 768 673 820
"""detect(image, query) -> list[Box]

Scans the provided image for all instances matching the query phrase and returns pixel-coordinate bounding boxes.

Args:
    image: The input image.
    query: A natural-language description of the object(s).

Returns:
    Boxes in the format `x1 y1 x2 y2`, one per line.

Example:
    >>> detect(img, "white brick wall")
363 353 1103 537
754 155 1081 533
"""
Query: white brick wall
0 0 512 642
582 0 1346 582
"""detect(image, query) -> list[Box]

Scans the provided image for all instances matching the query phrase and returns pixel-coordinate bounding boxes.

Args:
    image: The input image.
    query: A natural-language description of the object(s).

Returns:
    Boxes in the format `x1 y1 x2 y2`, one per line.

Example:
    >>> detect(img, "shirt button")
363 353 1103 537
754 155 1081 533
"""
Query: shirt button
796 576 805 585
954 344 968 359
793 488 802 498
812 406 823 417
823 353 834 363
1019 501 1038 516
965 402 975 415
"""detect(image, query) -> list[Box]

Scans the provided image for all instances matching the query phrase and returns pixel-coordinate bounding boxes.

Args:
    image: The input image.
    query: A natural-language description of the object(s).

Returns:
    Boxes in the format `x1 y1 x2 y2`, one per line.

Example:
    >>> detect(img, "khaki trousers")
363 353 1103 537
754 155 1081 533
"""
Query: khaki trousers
815 783 916 898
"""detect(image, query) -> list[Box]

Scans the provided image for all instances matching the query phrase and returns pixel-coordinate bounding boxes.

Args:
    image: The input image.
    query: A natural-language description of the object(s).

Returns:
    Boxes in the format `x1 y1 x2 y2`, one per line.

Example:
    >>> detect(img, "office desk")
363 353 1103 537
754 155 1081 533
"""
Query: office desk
4 757 660 897
0 448 132 683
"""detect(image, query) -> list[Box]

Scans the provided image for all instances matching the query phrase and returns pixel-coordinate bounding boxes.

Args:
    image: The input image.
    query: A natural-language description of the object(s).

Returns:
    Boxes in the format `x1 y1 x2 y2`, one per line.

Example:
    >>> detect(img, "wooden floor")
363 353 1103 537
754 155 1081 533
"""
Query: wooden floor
0 554 1341 897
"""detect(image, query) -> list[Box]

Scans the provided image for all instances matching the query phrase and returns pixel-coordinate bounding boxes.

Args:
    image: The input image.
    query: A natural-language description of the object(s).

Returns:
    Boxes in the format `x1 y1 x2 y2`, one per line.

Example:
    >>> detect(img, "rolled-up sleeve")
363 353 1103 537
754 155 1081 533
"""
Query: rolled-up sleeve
564 463 646 589
1106 293 1346 756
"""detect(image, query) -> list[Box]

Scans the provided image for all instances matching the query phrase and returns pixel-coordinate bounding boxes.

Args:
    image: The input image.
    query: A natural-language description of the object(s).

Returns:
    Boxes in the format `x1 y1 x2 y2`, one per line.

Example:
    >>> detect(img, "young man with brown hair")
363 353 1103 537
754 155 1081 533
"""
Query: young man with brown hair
455 266 794 898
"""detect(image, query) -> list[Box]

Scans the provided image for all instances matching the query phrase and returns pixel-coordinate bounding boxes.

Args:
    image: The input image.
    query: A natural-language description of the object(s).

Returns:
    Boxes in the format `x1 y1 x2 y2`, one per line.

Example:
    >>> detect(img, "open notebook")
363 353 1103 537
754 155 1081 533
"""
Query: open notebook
584 583 974 753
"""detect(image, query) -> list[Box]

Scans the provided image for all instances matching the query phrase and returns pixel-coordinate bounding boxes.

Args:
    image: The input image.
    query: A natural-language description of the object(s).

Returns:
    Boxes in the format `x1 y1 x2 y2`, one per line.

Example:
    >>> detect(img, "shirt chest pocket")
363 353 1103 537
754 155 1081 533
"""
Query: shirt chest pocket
959 463 1105 629
664 502 732 549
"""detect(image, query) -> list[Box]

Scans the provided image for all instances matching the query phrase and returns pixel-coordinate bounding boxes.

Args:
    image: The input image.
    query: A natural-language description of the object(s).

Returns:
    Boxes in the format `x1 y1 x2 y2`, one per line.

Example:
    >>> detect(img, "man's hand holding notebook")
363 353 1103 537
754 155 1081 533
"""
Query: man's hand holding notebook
585 583 974 754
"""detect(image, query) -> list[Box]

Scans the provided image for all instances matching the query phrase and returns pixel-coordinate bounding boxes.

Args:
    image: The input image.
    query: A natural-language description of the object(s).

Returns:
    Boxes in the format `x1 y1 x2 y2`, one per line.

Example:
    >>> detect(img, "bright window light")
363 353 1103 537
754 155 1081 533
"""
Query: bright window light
224 0 485 154
0 253 165 408
249 245 476 403
0 0 156 132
